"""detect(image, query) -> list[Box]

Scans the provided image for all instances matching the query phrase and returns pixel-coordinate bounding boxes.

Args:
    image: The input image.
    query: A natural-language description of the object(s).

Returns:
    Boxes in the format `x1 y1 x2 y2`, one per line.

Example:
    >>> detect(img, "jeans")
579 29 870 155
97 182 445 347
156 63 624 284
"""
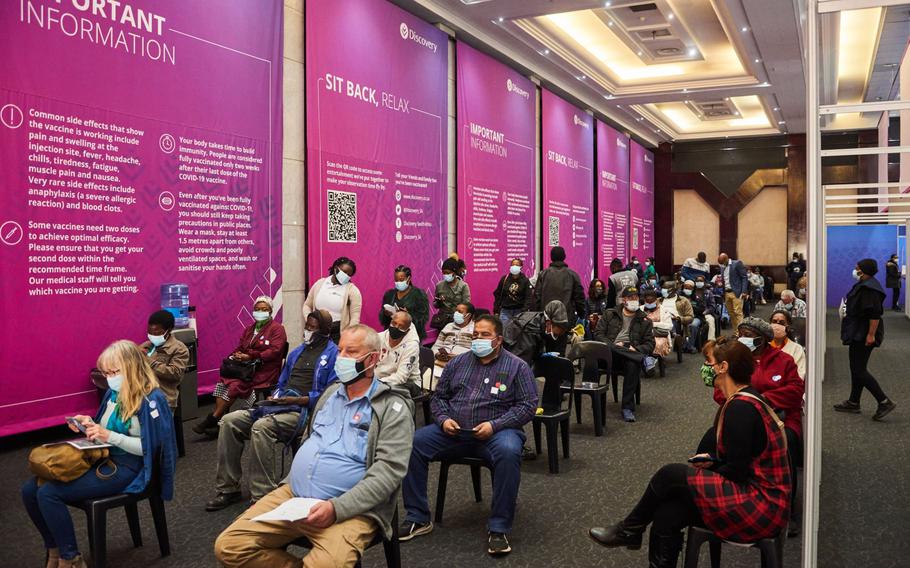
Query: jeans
22 454 143 560
685 318 702 351
499 308 521 326
848 342 888 404
403 424 524 533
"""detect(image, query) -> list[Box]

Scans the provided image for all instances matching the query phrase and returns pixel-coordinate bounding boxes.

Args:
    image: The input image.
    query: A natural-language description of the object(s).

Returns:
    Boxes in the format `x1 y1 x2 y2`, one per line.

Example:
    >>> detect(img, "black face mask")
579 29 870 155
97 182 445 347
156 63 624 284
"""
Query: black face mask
388 326 407 341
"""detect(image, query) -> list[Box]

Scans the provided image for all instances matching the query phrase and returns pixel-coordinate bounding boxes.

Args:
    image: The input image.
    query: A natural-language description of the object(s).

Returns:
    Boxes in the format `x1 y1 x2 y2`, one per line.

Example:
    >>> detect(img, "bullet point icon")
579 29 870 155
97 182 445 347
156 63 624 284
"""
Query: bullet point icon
159 133 176 154
1 104 23 129
0 221 23 245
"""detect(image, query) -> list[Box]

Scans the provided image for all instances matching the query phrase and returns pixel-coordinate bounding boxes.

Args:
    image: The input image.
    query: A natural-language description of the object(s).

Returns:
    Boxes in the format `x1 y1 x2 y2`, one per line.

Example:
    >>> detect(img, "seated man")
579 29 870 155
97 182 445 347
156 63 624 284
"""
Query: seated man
774 289 808 318
683 279 716 353
139 310 190 409
594 286 655 423
376 310 422 396
214 324 415 568
399 315 537 556
432 302 476 362
206 310 338 510
501 300 578 365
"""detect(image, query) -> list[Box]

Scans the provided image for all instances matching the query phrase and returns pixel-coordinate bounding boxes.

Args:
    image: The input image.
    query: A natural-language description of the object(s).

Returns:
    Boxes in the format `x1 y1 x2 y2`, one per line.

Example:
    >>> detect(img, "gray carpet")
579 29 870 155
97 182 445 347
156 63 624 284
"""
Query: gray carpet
6 304 879 568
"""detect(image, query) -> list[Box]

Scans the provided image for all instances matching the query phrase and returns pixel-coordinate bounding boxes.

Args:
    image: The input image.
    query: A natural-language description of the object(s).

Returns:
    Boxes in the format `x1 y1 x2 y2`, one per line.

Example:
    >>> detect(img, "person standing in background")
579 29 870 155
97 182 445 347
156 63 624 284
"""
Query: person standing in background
303 256 362 343
606 258 640 310
493 258 532 325
716 253 748 332
885 253 902 311
834 259 897 421
786 253 806 292
379 265 430 341
534 246 586 323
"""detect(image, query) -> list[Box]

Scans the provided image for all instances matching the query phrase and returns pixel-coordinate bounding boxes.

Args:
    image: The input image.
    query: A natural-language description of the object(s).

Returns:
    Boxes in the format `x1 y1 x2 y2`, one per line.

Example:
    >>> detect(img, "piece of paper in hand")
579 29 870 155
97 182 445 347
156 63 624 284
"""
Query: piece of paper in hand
251 497 324 522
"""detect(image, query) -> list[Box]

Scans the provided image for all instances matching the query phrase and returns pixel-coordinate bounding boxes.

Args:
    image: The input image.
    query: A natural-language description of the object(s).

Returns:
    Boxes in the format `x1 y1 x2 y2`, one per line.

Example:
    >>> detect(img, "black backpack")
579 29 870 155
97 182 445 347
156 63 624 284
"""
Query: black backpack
503 311 545 364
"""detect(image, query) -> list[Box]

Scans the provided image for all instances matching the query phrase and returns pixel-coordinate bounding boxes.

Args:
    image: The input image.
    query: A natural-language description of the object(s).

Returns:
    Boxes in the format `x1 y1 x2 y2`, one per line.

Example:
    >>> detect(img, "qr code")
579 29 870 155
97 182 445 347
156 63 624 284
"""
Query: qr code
327 190 357 243
548 216 560 247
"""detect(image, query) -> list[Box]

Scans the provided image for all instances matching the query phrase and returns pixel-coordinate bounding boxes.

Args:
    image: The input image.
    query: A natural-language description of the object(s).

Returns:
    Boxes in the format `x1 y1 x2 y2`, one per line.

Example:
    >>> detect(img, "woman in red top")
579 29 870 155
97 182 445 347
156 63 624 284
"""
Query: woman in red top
193 295 288 435
589 338 791 567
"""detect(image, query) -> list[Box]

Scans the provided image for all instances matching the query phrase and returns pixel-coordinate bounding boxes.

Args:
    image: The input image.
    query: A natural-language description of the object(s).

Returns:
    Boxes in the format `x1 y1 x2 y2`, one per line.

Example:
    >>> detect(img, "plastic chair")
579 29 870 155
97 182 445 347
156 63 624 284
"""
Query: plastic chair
562 342 610 437
412 347 435 426
683 525 785 568
68 455 170 568
532 356 574 474
289 507 401 568
433 456 493 523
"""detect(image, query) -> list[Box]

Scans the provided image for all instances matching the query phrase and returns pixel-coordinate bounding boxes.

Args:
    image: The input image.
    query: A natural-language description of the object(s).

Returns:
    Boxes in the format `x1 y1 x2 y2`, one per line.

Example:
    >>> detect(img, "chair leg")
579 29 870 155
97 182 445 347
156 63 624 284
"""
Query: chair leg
88 506 107 568
384 536 401 568
611 374 619 403
124 502 143 547
148 496 171 557
683 528 702 568
470 464 483 503
532 420 542 454
709 539 721 568
573 392 582 424
434 463 450 524
600 393 607 426
560 419 570 459
545 422 559 474
592 393 604 437
422 400 432 427
173 413 186 458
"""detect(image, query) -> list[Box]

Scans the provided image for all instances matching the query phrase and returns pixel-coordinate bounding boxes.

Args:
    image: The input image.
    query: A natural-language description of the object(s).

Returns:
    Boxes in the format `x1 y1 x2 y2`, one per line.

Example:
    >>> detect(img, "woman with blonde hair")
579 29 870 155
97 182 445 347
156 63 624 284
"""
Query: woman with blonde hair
22 340 177 568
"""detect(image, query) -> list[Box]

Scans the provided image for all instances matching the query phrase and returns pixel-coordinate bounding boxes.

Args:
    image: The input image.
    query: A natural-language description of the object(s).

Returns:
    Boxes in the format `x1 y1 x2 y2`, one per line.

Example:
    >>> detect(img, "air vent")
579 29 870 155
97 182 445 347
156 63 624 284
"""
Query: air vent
630 3 658 12
657 47 681 55
597 0 703 63
686 100 741 121
636 29 672 40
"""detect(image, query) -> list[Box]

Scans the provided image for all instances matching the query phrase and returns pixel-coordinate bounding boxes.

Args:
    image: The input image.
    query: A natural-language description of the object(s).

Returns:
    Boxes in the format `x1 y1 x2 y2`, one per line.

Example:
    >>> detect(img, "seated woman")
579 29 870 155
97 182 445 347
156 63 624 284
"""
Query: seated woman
195 295 288 435
431 302 475 363
641 287 672 359
769 309 807 379
589 337 791 567
23 340 177 568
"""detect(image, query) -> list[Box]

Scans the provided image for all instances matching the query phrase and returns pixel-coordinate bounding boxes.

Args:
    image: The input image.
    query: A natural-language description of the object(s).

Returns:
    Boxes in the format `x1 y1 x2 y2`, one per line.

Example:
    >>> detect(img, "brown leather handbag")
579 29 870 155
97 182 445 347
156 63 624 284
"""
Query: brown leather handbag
28 444 110 483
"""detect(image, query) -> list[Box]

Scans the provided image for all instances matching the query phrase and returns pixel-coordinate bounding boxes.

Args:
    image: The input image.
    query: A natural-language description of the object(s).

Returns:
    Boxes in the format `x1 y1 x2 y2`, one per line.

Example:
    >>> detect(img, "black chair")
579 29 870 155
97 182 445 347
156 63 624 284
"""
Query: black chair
563 342 610 437
69 455 170 568
412 347 435 426
683 525 786 568
289 507 401 568
173 339 197 458
434 456 493 523
532 356 574 474
790 318 807 347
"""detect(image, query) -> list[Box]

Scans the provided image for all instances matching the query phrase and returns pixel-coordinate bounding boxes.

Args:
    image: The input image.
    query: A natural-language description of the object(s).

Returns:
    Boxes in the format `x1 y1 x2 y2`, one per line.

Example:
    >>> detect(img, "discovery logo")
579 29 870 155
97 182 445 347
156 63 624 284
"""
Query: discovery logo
573 114 590 129
399 22 438 53
616 137 628 149
506 78 530 99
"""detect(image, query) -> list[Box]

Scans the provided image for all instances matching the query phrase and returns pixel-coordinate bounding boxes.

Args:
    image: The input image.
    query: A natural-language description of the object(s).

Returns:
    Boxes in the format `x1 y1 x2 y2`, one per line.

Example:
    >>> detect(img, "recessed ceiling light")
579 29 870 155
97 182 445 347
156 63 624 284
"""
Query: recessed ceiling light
636 117 643 121
668 13 674 20
688 48 697 56
605 1 612 6
498 17 504 23
755 58 761 63
608 20 614 26
682 88 688 93
778 120 786 124
773 106 780 111
742 26 749 32
762 81 770 87
579 75 586 80
637 51 643 56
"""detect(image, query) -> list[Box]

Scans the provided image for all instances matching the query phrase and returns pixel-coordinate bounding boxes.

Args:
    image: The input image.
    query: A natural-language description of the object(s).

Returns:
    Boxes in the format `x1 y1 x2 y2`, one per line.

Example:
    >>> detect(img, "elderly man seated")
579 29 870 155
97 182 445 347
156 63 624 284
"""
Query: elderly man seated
377 311 422 396
432 302 476 363
399 315 537 556
773 289 808 319
215 325 414 568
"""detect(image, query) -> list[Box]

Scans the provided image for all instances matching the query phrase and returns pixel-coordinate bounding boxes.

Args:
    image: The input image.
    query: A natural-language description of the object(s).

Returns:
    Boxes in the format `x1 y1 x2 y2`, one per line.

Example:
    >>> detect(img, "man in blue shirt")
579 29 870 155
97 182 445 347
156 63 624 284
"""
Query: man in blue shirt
398 314 537 556
215 325 414 568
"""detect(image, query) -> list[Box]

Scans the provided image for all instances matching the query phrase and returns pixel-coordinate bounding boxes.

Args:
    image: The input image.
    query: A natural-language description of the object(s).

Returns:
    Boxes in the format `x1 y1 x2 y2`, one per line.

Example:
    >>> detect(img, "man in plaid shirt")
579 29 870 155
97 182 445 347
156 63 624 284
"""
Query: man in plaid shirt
398 314 537 556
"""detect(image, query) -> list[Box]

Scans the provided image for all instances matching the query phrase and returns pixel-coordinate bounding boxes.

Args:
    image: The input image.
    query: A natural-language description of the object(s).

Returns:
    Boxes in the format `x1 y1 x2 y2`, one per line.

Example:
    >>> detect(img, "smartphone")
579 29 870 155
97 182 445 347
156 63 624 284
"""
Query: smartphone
456 427 478 433
65 416 88 434
687 455 721 464
383 303 397 314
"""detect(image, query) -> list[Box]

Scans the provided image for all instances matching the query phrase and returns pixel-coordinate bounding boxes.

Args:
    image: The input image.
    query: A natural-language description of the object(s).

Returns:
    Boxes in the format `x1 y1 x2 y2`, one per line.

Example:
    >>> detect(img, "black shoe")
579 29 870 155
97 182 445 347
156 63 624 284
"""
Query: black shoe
787 523 802 538
205 492 242 512
398 520 433 542
521 445 537 461
833 400 861 414
192 414 217 434
588 523 643 550
873 399 897 421
648 531 684 568
487 532 512 556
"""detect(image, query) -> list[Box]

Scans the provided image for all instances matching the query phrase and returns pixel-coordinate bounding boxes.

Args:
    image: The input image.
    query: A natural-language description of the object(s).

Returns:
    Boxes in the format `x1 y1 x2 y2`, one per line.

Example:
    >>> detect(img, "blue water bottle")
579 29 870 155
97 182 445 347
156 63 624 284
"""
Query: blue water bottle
161 283 190 328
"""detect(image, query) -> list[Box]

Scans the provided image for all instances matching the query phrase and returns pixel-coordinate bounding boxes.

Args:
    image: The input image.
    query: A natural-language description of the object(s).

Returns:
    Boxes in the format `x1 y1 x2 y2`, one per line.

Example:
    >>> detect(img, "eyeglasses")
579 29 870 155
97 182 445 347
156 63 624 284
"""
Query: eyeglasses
102 369 121 377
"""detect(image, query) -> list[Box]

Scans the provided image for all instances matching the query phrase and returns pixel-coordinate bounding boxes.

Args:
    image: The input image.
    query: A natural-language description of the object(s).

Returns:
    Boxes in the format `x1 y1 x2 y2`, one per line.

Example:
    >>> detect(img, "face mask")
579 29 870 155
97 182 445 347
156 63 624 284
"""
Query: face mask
453 311 466 325
624 300 640 311
148 333 166 347
471 338 495 357
645 261 651 267
394 280 409 292
783 303 793 310
700 364 716 387
852 269 861 281
443 273 455 283
335 269 351 285
334 353 374 384
633 260 640 266
594 287 604 296
388 326 407 341
509 265 521 276
738 337 759 352
252 311 270 322
661 289 670 298
650 280 658 287
696 282 705 289
303 329 314 344
683 289 693 296
107 374 124 392
643 302 657 310
770 323 787 339
798 288 806 297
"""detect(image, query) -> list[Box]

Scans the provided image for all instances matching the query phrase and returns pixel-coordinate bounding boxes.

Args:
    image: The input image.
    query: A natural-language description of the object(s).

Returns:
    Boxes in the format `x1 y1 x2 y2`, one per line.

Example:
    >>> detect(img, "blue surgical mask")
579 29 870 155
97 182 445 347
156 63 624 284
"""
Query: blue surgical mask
334 353 375 384
471 338 495 357
696 282 705 289
738 337 758 352
107 374 124 392
147 333 166 347
443 273 455 283
852 269 861 281
650 280 657 287
644 302 657 310
394 280 409 292
661 289 670 298
509 265 521 276
683 289 693 296
252 311 270 322
453 311 466 325
335 270 351 285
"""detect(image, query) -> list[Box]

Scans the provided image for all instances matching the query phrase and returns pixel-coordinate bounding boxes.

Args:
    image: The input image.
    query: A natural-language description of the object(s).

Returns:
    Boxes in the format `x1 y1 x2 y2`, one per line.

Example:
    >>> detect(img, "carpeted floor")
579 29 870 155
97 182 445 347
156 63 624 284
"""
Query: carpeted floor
4 304 902 567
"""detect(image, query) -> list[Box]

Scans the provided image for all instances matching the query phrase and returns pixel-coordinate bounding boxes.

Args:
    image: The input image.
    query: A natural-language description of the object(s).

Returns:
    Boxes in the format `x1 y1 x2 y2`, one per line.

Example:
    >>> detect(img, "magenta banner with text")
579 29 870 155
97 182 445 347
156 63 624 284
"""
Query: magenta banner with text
456 42 536 311
0 1 283 435
596 120 630 275
542 89 595 282
306 0 447 328
630 141 655 261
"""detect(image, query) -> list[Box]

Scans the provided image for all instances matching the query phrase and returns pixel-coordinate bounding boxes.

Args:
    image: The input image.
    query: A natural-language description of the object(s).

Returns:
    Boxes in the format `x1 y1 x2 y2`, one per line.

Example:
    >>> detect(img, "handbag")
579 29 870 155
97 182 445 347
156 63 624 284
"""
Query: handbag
28 444 110 483
430 311 451 330
220 356 260 382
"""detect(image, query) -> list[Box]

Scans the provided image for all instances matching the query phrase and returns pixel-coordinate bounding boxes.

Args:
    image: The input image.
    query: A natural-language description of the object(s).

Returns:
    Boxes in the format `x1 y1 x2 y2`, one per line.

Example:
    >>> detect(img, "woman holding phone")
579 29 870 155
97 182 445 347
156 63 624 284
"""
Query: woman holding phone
589 337 791 567
21 340 177 568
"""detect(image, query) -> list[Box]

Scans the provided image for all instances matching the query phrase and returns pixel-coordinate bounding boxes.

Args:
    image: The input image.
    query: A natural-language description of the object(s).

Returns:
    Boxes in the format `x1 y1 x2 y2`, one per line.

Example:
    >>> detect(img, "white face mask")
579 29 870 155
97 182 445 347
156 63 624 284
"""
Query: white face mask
624 300 640 311
852 269 861 281
303 329 314 344
509 265 521 276
107 374 124 392
147 333 166 347
335 269 351 285
695 282 705 289
252 310 270 322
443 273 455 283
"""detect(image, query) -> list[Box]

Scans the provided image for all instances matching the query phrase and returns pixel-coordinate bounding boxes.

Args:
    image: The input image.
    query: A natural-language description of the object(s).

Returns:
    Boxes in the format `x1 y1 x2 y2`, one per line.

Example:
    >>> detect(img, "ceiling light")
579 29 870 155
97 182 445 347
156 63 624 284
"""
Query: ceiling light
605 1 612 6
688 48 697 56
778 120 785 124
837 8 884 111
498 17 504 23
742 27 749 32
608 20 614 26
544 49 550 54
762 81 770 86
773 106 780 111
578 75 586 80
637 51 643 56
754 58 761 63
668 13 674 20
682 88 688 93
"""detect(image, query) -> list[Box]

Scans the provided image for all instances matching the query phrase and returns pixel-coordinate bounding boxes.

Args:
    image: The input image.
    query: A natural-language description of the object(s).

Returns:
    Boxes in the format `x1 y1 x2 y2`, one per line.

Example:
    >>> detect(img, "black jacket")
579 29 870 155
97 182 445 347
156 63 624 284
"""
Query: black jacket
493 273 532 312
534 261 585 321
841 277 886 346
786 260 806 280
593 308 655 356
885 260 901 289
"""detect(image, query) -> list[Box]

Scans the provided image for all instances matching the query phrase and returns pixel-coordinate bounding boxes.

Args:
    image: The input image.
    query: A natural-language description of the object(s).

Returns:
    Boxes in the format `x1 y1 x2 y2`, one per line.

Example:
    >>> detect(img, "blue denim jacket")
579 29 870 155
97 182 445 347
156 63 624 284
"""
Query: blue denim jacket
273 340 339 412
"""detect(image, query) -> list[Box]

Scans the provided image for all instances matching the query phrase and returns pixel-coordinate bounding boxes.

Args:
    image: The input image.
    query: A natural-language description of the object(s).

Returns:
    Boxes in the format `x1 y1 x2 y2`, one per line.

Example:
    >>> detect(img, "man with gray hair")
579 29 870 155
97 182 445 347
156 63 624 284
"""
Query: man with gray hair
215 324 415 567
773 289 807 319
376 311 422 395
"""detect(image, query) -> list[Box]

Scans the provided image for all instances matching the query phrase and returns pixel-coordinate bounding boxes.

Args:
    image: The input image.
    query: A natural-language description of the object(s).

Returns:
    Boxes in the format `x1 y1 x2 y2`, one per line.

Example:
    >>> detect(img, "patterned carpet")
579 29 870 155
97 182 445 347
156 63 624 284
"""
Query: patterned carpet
3 305 904 567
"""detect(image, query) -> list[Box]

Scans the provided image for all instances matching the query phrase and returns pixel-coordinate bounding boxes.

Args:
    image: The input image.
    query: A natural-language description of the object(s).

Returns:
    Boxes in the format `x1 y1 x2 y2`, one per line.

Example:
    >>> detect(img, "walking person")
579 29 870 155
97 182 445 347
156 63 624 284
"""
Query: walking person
885 253 902 311
834 258 897 420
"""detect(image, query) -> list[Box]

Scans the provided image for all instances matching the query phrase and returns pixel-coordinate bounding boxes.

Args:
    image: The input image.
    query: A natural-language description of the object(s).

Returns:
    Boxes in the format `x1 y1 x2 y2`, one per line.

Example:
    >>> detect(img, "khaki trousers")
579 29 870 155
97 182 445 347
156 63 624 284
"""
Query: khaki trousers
214 484 377 568
724 292 744 332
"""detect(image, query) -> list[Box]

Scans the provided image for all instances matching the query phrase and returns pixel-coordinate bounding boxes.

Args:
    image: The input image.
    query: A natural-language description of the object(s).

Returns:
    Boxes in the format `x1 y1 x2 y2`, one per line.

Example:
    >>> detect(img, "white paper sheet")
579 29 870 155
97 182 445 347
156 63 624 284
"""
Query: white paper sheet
251 497 324 522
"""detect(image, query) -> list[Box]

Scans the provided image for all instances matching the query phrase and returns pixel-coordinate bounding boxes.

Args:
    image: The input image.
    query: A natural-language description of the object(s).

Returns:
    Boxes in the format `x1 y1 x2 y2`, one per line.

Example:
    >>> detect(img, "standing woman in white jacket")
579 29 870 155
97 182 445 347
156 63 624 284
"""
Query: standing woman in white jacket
303 256 362 343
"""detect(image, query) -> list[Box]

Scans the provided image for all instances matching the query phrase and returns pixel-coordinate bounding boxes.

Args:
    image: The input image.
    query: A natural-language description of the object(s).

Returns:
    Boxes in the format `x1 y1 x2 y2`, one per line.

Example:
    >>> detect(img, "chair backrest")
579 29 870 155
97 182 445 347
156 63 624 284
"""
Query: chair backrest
534 356 574 414
418 347 434 374
567 341 612 384
790 317 807 347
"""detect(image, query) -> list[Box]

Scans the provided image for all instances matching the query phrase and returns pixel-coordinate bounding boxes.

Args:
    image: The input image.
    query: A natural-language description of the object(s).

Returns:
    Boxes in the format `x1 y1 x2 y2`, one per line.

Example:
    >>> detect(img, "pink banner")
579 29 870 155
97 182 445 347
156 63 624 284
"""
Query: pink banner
306 0 448 328
456 42 536 311
630 141 655 261
596 120 630 274
0 0 283 436
541 89 595 282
